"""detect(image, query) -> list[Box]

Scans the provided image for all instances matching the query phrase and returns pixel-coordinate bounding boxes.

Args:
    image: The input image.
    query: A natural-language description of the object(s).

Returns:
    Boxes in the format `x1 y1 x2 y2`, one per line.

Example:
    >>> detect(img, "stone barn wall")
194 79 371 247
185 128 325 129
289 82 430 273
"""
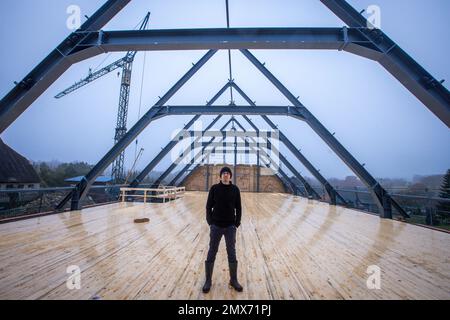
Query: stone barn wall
182 164 287 193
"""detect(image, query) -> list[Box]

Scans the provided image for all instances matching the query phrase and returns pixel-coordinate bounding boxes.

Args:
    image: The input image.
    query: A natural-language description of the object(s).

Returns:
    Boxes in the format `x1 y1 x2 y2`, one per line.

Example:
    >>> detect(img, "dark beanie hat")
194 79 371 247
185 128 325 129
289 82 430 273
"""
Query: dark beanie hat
220 166 232 178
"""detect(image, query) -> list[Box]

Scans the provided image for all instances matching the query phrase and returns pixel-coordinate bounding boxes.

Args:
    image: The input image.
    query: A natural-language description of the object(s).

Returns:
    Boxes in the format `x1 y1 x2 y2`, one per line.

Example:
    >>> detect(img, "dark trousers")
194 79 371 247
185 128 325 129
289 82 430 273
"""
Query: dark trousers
206 224 237 263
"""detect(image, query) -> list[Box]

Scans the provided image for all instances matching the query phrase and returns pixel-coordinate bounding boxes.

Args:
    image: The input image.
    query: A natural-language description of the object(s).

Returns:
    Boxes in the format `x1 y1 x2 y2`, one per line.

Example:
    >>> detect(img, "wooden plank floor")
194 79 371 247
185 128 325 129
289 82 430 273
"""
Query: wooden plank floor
0 192 449 300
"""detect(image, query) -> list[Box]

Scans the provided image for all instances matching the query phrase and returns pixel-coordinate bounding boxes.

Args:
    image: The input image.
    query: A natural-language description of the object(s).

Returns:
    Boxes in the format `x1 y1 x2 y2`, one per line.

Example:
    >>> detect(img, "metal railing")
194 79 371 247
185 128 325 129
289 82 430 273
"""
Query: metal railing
306 186 450 230
0 184 189 221
1 184 448 231
119 186 185 203
0 184 126 220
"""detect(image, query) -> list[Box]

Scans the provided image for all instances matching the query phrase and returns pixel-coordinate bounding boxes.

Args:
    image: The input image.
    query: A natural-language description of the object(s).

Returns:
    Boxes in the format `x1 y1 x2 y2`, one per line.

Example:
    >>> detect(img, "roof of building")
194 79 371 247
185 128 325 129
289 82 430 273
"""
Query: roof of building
0 138 41 184
65 175 113 183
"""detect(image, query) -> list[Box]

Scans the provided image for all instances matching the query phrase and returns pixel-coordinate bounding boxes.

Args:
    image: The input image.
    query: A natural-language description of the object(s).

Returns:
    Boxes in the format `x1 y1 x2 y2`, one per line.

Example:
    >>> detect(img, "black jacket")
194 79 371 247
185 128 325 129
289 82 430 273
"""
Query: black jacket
206 181 242 228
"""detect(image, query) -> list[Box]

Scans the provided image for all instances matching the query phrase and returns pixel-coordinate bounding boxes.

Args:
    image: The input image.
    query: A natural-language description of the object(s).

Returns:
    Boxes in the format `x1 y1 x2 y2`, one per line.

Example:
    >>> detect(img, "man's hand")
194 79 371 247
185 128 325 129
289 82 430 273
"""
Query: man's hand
235 222 241 228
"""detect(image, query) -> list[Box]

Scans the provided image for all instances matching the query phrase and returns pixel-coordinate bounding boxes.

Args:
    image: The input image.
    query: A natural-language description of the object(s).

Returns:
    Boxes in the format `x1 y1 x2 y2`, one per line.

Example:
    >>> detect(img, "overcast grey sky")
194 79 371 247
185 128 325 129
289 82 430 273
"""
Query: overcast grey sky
0 0 449 180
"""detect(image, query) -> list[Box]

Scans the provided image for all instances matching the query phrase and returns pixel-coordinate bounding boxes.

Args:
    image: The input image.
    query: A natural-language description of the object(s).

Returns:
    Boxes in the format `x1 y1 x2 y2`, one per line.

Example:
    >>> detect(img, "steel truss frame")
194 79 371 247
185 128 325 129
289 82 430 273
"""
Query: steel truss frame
2 0 442 218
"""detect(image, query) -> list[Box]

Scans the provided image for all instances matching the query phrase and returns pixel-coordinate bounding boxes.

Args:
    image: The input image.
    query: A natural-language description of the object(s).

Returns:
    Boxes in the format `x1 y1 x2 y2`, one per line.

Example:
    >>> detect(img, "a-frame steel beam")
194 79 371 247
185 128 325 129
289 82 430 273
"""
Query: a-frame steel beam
55 50 217 211
167 119 259 187
231 116 319 199
51 54 407 217
159 117 237 185
254 148 302 196
204 140 303 196
166 117 300 196
73 27 449 127
152 105 301 118
162 118 309 197
152 117 235 186
275 165 303 196
2 2 448 133
232 120 238 186
174 126 300 196
240 49 407 218
128 82 231 188
0 1 436 217
54 102 407 216
2 31 447 134
153 115 311 197
163 108 305 186
235 117 326 200
0 0 131 133
278 153 319 198
0 27 374 134
320 0 450 128
230 82 344 204
239 134 306 197
69 27 378 57
238 113 261 191
171 138 274 185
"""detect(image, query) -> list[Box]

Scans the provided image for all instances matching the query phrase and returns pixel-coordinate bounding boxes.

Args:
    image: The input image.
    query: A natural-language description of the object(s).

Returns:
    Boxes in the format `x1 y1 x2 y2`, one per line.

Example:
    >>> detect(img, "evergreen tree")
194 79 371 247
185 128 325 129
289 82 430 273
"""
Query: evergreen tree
33 161 93 187
436 169 450 222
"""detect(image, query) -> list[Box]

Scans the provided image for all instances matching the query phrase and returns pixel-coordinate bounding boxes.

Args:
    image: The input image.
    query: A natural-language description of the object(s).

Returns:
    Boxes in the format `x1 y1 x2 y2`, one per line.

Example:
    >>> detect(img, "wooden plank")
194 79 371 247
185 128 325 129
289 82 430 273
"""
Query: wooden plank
0 191 449 300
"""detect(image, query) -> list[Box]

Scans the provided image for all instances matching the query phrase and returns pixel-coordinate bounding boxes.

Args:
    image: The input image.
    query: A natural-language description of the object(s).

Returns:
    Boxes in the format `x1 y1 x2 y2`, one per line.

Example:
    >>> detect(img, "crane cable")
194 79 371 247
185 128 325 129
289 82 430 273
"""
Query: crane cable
133 14 151 162
92 15 148 73
134 50 147 162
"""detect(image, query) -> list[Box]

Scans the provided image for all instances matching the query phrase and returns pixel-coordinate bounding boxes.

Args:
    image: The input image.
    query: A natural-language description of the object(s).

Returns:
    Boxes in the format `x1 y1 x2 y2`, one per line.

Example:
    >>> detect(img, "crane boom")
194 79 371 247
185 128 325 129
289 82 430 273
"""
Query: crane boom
54 12 150 183
54 12 150 99
54 58 127 98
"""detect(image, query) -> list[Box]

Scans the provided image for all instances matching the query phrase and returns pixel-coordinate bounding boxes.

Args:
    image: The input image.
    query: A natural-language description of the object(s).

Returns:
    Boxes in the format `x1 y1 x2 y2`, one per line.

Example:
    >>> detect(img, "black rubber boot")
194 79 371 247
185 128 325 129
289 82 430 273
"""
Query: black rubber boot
229 261 243 292
202 261 214 293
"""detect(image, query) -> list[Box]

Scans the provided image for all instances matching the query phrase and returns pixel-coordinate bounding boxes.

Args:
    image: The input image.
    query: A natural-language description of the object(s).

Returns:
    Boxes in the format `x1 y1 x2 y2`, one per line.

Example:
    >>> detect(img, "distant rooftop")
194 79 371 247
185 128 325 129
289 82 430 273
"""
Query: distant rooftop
65 175 113 183
0 138 40 184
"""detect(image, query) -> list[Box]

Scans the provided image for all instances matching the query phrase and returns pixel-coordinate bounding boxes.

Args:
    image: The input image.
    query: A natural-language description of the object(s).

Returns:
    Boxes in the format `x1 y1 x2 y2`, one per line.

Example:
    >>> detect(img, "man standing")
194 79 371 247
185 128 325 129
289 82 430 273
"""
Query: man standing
202 166 243 293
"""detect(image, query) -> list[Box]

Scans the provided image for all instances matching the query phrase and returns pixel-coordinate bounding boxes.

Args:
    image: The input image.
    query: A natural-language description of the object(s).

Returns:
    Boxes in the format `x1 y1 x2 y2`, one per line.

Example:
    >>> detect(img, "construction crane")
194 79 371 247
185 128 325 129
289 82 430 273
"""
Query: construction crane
55 12 151 184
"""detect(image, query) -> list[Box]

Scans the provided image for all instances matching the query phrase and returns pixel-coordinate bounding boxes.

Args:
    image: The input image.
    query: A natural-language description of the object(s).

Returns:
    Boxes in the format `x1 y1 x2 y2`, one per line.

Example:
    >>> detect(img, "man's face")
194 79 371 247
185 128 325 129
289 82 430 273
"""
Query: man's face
221 172 231 183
